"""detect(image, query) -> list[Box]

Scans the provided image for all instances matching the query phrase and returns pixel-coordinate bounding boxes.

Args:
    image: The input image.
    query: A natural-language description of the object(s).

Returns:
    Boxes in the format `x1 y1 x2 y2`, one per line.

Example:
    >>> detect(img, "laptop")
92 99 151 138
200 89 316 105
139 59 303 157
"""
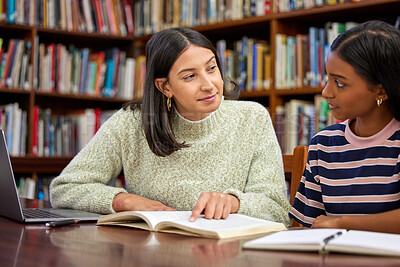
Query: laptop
0 129 100 223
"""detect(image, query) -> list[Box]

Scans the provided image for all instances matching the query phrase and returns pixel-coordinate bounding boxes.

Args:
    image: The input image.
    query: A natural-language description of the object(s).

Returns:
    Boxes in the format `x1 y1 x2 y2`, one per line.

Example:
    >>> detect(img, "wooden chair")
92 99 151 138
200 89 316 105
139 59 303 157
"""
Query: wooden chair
283 146 308 226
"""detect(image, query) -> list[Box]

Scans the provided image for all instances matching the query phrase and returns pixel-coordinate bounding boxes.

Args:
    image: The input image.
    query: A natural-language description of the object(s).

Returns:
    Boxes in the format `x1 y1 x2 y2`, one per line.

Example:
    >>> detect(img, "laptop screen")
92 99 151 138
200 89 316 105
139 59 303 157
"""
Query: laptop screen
0 130 25 221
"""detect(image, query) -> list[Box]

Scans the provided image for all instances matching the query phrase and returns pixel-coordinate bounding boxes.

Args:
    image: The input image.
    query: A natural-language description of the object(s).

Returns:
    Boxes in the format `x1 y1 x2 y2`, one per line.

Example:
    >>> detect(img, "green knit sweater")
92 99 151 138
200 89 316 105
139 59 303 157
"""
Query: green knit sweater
50 99 291 226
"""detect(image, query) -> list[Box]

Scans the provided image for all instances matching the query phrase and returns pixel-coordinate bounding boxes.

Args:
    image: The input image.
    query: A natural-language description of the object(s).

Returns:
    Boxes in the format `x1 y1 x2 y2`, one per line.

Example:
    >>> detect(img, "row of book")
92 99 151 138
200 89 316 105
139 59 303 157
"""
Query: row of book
0 102 27 157
0 103 120 157
0 38 31 90
0 36 146 99
217 37 272 92
31 107 118 157
1 0 134 36
274 0 362 13
34 40 136 99
16 173 125 200
134 0 272 36
16 176 53 200
275 21 358 90
275 94 341 155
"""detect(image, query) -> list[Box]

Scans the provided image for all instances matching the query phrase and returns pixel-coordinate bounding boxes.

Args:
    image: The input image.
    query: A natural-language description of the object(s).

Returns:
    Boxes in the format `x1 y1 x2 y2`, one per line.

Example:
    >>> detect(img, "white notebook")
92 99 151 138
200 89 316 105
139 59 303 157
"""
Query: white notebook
243 228 400 257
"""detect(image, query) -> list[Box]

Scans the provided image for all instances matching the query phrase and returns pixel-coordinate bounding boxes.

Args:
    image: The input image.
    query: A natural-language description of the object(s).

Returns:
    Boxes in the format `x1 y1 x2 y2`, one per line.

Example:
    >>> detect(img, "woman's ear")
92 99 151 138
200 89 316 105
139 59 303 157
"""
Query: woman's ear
376 84 388 101
155 78 172 98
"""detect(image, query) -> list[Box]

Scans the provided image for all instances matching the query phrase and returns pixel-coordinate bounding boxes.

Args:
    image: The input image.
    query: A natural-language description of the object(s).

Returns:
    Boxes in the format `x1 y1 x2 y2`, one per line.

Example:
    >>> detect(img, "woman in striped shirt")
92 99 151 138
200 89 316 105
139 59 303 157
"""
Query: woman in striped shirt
290 20 400 234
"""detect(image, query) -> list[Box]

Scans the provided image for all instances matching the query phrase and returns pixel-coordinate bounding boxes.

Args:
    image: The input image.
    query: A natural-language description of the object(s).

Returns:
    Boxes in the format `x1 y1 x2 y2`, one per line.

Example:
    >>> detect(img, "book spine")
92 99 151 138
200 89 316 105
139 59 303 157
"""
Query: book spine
32 106 39 156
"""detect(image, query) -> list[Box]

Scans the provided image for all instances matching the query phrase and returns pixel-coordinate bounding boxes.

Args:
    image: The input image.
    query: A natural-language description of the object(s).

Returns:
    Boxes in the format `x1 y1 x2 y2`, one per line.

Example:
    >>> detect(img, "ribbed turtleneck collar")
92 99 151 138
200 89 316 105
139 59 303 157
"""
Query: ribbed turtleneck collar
170 98 226 142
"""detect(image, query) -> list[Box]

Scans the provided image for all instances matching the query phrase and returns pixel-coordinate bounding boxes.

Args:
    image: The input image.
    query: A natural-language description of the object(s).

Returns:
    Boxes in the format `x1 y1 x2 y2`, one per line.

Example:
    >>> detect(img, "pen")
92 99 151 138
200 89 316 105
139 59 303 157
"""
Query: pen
322 231 344 246
45 219 79 228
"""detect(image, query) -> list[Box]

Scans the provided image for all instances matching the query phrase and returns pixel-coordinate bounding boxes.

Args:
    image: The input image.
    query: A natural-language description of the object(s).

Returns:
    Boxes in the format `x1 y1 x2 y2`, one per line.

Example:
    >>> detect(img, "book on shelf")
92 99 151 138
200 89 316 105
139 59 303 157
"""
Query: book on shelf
3 0 133 36
133 0 272 36
275 105 286 151
97 211 287 239
243 228 400 257
274 0 356 13
284 99 313 154
0 102 27 156
273 21 360 90
33 41 135 99
275 94 335 153
134 55 146 100
17 176 53 200
216 36 270 92
1 39 16 88
274 33 286 89
31 107 118 156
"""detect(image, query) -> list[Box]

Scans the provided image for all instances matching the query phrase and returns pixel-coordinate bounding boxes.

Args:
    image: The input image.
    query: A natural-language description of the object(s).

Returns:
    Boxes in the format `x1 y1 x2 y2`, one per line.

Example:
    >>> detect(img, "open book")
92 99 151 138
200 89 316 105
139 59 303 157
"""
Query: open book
243 228 400 257
96 211 287 239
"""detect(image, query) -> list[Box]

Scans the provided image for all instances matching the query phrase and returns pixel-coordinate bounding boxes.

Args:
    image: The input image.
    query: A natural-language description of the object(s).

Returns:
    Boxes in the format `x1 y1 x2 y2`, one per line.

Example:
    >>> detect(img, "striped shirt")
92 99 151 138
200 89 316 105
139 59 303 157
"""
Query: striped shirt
290 118 400 227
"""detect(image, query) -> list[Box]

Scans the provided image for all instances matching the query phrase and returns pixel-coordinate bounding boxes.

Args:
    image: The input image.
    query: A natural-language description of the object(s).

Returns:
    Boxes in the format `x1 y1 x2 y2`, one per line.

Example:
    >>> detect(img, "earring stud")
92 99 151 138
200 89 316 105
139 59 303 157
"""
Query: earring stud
377 99 383 107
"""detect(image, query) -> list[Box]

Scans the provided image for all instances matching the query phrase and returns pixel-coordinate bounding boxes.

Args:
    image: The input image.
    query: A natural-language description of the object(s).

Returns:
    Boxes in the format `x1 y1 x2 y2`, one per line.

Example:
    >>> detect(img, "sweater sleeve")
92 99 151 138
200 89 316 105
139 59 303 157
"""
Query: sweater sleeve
224 109 291 226
49 110 128 214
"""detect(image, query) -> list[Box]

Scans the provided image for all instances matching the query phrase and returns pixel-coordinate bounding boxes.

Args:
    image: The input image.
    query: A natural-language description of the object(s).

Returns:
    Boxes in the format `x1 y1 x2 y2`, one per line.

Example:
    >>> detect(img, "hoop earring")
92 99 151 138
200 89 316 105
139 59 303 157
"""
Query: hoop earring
377 99 383 107
167 97 171 111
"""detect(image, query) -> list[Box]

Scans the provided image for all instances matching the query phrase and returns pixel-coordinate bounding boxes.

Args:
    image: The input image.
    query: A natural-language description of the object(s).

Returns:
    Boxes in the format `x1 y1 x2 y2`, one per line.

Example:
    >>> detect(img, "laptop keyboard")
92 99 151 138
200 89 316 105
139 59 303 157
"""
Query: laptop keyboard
23 209 65 219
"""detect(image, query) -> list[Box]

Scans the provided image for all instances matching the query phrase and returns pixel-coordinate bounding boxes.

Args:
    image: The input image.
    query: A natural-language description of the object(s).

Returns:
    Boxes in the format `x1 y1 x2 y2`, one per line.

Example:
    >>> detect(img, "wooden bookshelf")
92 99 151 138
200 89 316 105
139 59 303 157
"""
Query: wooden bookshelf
0 0 136 182
2 0 400 183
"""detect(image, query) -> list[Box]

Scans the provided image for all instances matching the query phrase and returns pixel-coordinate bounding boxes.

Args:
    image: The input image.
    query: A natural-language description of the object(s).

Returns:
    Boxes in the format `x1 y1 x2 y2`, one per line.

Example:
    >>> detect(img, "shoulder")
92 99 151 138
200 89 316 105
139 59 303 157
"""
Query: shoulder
100 107 142 133
221 99 270 119
310 122 346 145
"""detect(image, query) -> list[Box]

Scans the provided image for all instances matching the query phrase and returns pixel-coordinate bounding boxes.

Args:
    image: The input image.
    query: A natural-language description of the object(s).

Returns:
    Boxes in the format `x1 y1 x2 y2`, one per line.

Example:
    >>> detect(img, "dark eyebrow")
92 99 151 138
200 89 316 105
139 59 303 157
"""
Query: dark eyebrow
177 56 216 75
329 73 347 80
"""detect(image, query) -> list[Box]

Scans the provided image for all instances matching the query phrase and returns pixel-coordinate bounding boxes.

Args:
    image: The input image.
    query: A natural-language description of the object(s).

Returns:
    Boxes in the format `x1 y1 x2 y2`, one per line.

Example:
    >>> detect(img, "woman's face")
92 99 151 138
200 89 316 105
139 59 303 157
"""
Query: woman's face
322 51 380 121
158 45 224 121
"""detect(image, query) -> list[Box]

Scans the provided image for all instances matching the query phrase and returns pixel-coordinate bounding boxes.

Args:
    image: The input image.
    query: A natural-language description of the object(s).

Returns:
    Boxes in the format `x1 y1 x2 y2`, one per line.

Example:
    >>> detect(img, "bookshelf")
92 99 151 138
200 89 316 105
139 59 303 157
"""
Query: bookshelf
0 0 136 199
133 0 400 154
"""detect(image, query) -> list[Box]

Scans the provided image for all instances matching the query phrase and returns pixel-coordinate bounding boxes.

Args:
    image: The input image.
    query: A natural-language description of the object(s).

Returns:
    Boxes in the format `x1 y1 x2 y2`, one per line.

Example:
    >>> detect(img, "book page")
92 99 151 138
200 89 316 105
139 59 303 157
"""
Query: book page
134 211 192 228
326 230 400 257
156 214 287 239
243 228 346 251
97 211 192 230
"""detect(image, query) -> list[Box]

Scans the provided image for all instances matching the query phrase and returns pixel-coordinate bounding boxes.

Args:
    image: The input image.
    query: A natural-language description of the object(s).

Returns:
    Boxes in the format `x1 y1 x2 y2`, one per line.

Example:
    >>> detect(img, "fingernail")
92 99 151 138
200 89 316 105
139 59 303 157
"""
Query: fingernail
189 216 195 222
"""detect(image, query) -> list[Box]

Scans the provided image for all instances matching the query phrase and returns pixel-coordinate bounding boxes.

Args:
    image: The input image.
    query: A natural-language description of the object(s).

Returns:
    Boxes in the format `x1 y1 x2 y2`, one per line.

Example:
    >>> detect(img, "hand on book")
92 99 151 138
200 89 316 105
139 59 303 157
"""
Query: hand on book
112 193 176 212
189 192 239 222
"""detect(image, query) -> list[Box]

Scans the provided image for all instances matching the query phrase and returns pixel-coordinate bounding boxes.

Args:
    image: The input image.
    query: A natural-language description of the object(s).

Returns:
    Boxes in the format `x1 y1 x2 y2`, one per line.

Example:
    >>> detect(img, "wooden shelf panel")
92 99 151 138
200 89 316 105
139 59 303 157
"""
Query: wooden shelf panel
36 26 135 41
10 156 73 174
0 23 134 41
274 0 400 20
34 91 131 103
272 87 324 96
240 87 323 99
0 88 31 95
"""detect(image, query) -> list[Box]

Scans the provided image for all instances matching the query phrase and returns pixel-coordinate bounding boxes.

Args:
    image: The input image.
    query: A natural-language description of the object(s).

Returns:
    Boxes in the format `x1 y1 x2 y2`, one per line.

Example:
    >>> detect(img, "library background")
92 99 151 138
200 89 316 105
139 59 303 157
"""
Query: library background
1 0 399 200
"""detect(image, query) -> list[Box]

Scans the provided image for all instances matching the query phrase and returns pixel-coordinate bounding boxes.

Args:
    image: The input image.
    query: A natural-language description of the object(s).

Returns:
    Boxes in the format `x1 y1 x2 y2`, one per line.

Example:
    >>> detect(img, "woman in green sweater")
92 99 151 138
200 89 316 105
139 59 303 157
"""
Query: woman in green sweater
50 27 290 226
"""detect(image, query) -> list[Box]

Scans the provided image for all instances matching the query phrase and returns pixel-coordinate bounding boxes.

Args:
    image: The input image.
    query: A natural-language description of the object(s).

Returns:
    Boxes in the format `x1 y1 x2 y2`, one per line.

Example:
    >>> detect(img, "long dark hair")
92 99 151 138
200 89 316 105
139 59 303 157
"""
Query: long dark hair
330 20 400 121
123 27 240 156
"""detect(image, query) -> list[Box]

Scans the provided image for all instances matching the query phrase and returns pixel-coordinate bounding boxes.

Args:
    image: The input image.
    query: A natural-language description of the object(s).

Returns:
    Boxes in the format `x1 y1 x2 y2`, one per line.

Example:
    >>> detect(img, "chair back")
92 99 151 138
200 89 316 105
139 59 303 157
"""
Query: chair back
283 146 308 227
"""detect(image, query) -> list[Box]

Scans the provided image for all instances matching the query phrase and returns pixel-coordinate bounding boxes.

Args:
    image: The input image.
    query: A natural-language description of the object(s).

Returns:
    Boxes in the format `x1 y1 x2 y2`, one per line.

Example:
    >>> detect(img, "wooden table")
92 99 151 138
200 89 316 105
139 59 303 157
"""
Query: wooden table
1 200 400 267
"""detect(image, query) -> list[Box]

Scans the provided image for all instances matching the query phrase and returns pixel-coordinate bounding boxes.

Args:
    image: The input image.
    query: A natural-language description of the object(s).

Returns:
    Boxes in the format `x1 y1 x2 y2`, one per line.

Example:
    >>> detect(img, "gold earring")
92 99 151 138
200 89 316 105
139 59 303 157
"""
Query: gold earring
377 99 383 107
167 97 171 111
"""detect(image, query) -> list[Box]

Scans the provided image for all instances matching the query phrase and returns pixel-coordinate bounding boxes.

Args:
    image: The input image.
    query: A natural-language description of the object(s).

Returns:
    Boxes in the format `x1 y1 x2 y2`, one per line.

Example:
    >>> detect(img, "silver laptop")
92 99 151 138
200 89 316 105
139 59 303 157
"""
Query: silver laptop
0 129 100 223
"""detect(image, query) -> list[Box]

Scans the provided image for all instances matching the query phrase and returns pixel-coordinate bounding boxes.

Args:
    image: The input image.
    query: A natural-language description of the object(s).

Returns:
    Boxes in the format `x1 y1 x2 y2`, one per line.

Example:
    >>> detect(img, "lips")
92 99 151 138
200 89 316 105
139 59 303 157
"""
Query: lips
198 94 217 102
327 101 337 110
